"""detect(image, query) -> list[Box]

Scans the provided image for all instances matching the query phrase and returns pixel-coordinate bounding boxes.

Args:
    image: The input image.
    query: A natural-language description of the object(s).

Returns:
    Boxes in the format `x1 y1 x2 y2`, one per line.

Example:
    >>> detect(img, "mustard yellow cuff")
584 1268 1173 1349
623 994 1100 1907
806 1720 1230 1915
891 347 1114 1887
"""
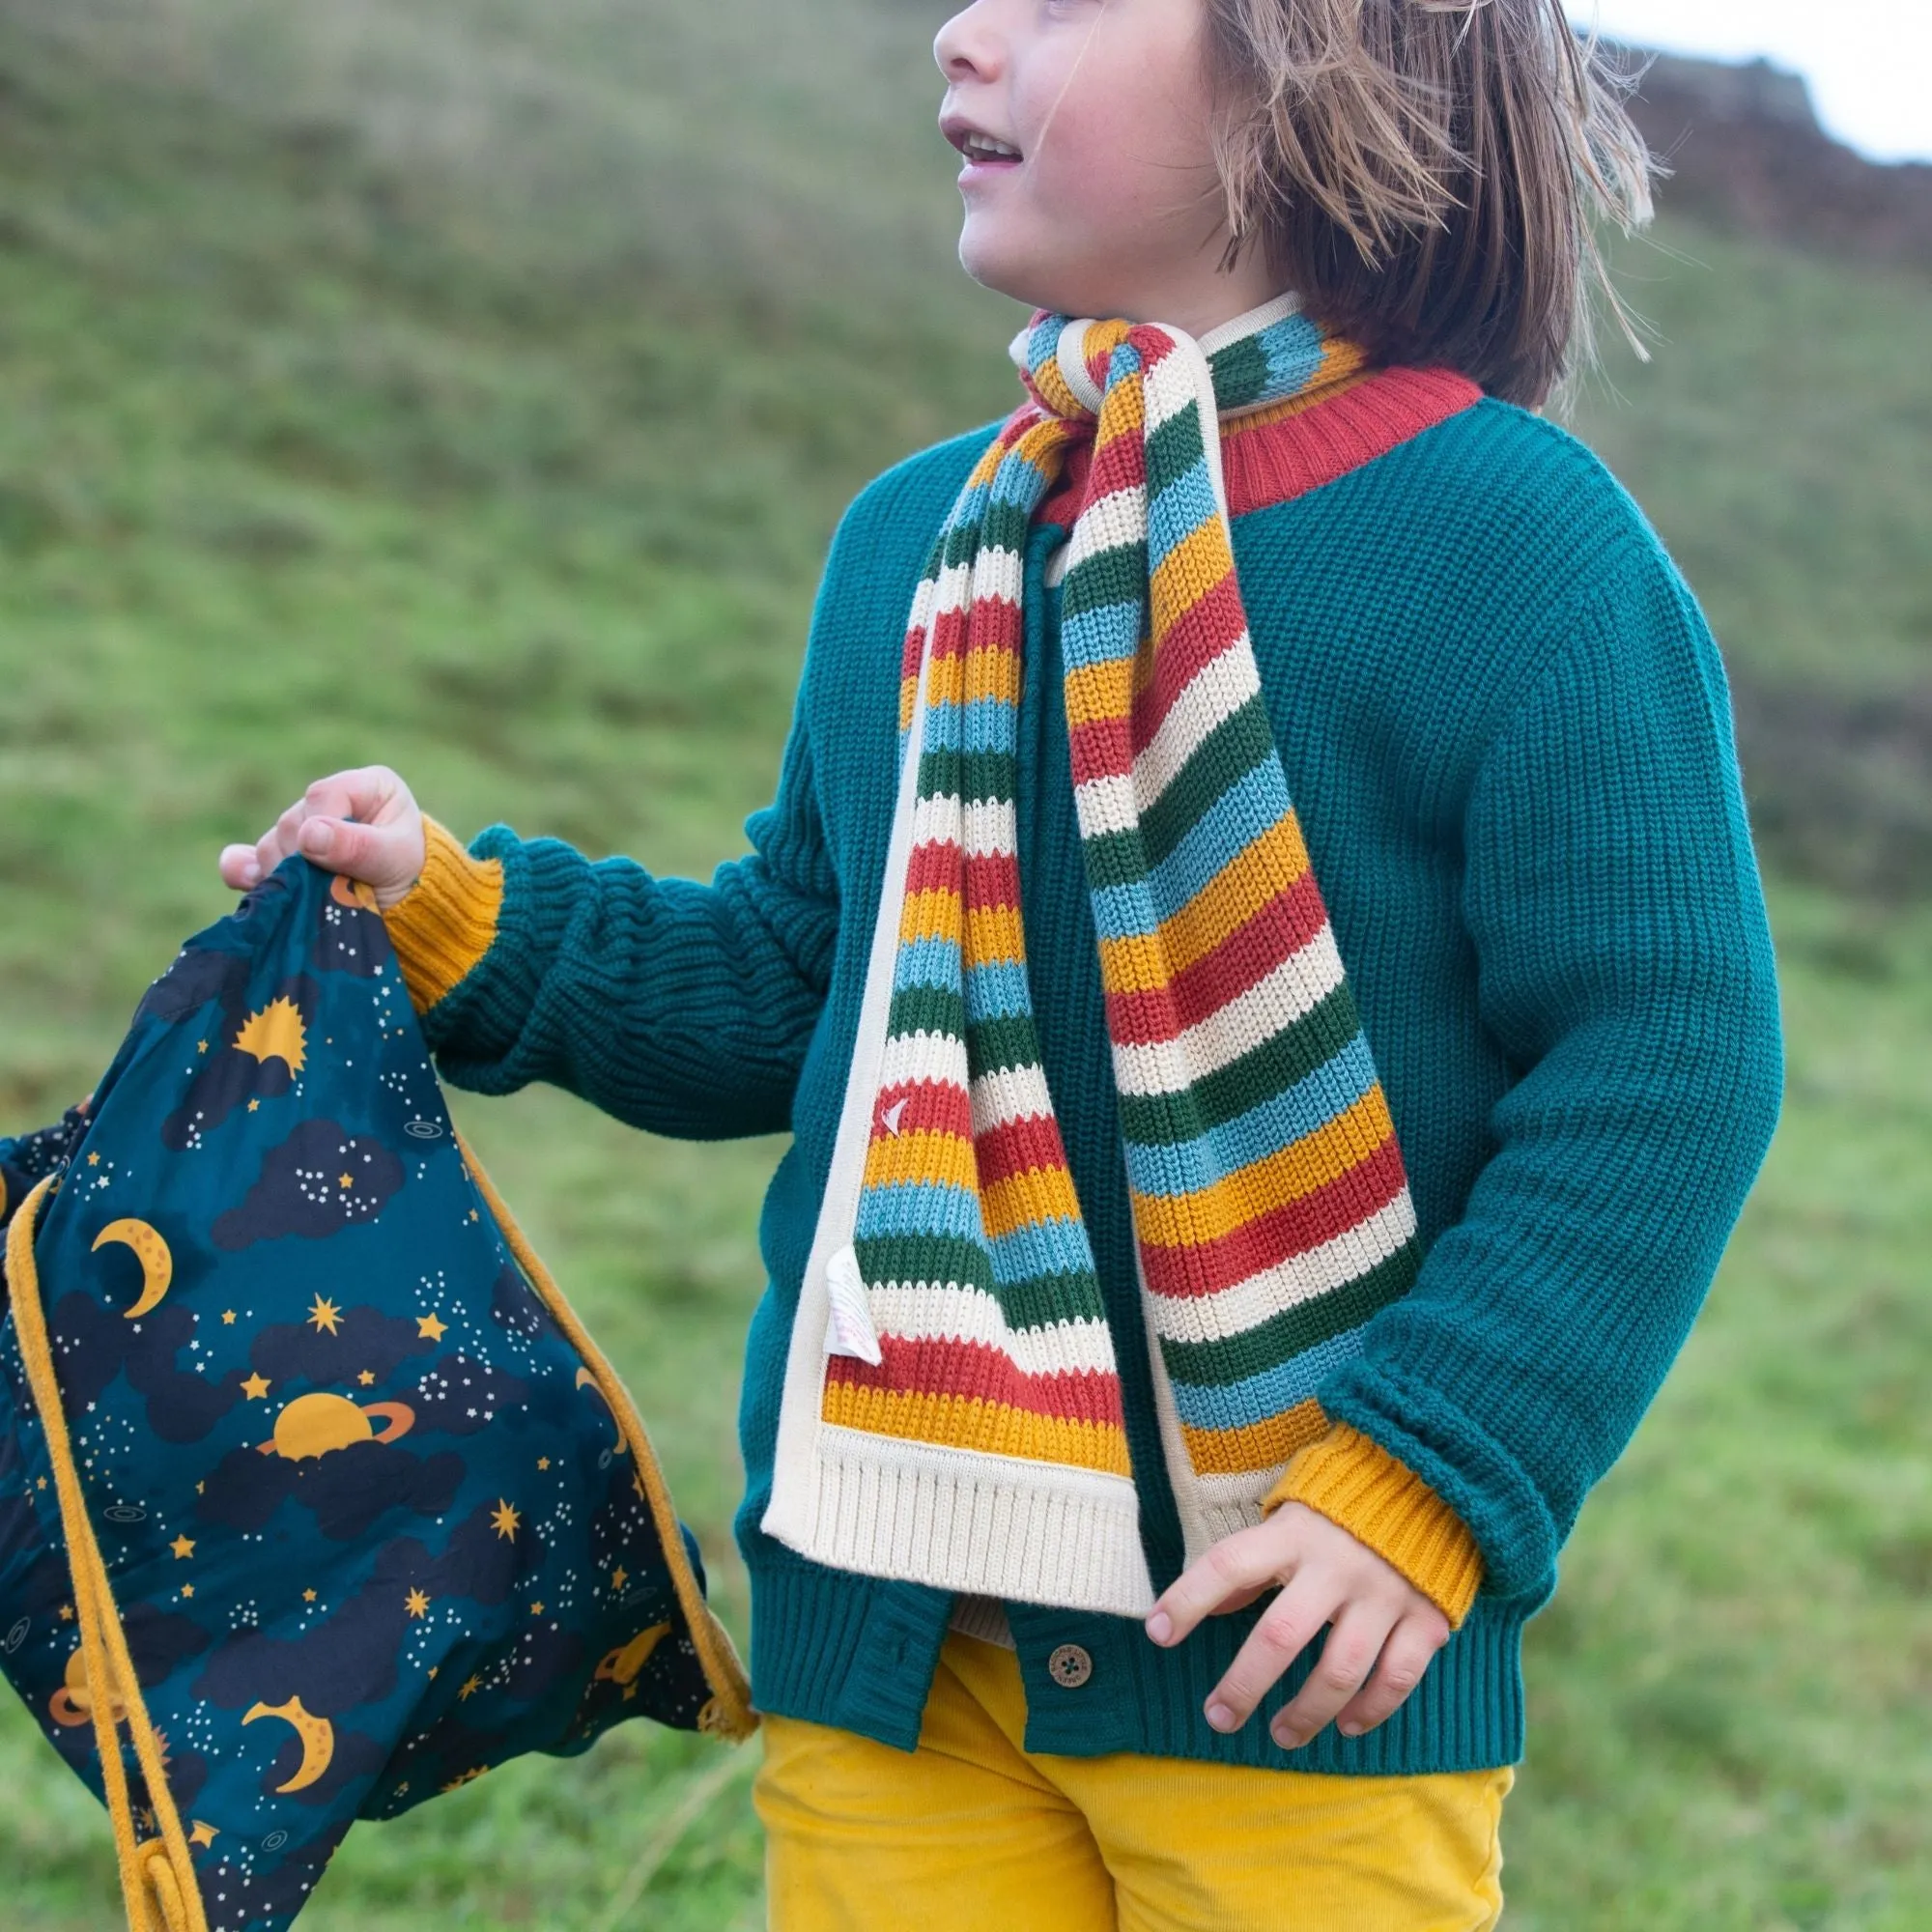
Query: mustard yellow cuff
382 816 504 1013
1263 1420 1484 1627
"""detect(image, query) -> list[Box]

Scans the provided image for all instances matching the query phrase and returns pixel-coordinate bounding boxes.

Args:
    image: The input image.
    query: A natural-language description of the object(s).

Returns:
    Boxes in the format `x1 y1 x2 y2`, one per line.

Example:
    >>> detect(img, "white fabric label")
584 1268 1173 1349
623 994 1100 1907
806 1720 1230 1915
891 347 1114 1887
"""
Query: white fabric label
822 1242 883 1365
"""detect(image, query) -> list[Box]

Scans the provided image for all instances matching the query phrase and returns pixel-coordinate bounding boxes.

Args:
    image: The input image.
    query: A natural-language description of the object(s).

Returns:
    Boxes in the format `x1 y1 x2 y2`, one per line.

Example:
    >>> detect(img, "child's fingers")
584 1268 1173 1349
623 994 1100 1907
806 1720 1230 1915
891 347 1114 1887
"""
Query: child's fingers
293 812 399 883
217 843 262 891
1267 1603 1399 1752
1145 1520 1293 1647
300 765 411 830
1330 1608 1450 1739
1199 1572 1339 1734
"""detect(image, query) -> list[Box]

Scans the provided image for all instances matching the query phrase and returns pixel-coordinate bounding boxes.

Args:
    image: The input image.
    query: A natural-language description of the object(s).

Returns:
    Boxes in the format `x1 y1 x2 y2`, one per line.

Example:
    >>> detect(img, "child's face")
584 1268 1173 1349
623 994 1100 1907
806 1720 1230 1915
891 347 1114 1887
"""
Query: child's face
935 0 1264 332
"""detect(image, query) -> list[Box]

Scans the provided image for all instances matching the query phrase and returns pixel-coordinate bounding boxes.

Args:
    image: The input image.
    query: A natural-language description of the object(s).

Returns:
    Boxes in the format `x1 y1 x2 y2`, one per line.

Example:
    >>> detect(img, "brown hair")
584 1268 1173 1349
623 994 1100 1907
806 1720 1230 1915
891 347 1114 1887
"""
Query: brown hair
1203 0 1654 406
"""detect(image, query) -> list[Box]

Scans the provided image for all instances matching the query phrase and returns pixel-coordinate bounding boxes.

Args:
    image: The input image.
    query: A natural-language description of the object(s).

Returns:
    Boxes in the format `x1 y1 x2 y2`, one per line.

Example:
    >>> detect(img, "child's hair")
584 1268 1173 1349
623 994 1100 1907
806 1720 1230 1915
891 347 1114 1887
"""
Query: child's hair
1204 0 1654 406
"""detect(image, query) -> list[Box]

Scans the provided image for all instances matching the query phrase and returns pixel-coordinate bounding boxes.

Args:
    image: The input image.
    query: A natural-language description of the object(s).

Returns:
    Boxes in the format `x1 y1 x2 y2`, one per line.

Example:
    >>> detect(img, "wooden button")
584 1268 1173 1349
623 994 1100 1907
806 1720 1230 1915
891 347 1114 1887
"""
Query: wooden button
1047 1643 1093 1689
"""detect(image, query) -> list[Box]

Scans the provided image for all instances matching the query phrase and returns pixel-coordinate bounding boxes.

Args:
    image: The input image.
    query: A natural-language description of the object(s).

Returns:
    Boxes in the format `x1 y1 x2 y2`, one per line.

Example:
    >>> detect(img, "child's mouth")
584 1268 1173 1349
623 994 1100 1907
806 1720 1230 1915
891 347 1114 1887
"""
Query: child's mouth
943 119 1023 172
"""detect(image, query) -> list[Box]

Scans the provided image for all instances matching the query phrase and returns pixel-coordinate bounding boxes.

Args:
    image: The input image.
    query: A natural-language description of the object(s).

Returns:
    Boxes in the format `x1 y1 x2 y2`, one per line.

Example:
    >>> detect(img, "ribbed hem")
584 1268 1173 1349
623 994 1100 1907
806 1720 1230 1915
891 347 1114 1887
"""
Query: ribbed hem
382 817 504 1013
744 1548 1526 1773
1264 1421 1484 1627
764 1427 1155 1617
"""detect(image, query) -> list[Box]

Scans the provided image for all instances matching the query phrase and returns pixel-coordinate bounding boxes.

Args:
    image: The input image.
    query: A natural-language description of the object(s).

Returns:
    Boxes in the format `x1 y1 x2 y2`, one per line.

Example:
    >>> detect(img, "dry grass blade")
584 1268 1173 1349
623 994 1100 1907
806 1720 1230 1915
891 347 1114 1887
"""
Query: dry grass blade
591 1747 757 1932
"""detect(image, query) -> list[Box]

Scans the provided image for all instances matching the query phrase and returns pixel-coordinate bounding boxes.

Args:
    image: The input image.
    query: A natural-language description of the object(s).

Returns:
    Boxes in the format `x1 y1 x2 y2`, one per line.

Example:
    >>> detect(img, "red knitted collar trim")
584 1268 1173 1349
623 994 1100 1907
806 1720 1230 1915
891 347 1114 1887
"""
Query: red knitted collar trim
1035 364 1483 530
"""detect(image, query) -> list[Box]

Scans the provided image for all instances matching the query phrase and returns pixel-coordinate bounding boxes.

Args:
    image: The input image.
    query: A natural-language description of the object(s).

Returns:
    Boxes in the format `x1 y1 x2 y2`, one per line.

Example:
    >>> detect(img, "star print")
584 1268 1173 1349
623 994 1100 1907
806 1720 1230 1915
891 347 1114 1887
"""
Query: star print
307 1294 343 1335
36 1475 46 1491
357 1370 376 1386
537 1457 551 1470
530 1603 544 1617
428 1665 440 1679
241 1372 270 1400
170 1535 195 1560
196 1039 208 1054
247 1098 260 1113
302 1588 317 1603
490 1499 521 1541
180 1583 194 1600
188 1821 218 1850
416 1313 447 1343
58 1604 73 1622
622 1682 639 1701
220 1310 237 1325
406 1588 431 1618
611 1567 628 1591
460 1674 483 1701
468 1208 479 1222
86 1151 101 1167
338 1173 354 1189
195 1480 205 1494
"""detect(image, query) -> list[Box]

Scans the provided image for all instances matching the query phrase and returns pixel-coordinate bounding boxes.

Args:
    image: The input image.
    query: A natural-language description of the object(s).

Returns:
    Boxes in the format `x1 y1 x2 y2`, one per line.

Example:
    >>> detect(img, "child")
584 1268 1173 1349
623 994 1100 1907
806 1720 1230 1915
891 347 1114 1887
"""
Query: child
218 0 1784 1922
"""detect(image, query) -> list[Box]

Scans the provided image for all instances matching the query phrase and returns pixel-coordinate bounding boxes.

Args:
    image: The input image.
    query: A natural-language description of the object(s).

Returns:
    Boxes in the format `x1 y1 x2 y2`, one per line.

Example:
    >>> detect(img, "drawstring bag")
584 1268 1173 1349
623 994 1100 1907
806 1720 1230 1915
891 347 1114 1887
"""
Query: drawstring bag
0 857 754 1932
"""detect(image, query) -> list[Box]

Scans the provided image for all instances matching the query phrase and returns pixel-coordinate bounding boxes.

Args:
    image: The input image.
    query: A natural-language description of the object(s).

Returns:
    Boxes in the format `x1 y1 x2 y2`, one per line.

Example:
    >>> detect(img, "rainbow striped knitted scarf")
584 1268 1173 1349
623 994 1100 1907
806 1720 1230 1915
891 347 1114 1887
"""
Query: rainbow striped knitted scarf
763 295 1419 1615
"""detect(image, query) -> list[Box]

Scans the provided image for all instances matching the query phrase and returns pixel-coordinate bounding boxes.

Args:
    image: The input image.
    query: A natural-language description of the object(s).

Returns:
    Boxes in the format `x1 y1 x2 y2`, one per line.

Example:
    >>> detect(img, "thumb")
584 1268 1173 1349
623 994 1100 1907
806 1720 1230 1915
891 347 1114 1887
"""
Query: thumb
296 813 414 890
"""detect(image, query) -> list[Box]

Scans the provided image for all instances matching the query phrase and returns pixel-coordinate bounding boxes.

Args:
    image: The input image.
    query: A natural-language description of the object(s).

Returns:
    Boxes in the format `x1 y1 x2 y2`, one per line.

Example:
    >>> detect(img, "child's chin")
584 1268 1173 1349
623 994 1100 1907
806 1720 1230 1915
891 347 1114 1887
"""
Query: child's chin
955 224 1081 318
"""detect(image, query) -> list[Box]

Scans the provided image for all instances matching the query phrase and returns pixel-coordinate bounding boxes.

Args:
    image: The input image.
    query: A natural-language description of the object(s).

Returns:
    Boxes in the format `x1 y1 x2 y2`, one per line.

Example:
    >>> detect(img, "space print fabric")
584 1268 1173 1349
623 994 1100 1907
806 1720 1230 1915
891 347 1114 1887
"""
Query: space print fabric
0 857 752 1932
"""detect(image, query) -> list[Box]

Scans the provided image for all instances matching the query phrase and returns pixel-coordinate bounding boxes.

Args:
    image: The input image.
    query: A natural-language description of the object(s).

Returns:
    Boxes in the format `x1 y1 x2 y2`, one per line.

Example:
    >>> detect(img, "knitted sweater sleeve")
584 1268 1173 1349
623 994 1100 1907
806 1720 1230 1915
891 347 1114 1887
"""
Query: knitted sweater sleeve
1297 539 1785 1606
381 693 839 1140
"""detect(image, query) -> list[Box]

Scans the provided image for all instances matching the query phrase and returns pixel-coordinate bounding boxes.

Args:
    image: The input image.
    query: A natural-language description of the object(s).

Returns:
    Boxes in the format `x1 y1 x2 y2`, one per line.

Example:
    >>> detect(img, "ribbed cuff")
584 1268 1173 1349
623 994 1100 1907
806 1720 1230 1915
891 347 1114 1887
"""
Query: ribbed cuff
1263 1421 1484 1627
382 816 504 1013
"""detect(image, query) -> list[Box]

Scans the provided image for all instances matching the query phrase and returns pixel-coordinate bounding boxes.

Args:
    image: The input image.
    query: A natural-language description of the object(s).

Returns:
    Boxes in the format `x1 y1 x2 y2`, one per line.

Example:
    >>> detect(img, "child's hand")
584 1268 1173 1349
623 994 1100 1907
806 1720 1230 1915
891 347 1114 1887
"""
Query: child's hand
1145 1502 1451 1751
218 766 427 912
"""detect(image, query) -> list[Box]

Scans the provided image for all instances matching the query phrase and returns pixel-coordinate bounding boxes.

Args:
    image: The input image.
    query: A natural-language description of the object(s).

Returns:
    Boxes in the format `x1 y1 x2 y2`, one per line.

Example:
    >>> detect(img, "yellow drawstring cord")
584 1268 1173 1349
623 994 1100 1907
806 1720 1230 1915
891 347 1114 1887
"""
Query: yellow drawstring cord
8 1177 208 1932
455 1131 755 1741
1 1133 753 1932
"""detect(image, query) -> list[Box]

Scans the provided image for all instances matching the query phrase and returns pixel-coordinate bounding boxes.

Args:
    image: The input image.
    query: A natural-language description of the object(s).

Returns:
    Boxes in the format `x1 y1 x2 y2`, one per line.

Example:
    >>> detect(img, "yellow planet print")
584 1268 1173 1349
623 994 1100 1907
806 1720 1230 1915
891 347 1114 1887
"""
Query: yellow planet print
232 995 307 1075
255 1391 415 1461
242 1694 335 1793
329 874 381 913
92 1218 173 1321
47 1646 129 1729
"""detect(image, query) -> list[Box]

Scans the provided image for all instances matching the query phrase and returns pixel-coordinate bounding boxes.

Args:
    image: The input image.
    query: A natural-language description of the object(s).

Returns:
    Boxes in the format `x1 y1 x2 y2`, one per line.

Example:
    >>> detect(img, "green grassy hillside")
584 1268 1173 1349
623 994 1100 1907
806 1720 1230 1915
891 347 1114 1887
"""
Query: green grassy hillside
2 2 1929 1926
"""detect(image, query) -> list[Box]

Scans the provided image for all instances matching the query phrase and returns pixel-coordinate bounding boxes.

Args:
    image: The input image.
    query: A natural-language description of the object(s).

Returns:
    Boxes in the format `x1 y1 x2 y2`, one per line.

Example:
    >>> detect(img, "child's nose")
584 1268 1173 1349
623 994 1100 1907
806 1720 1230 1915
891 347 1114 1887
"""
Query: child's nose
934 0 1004 84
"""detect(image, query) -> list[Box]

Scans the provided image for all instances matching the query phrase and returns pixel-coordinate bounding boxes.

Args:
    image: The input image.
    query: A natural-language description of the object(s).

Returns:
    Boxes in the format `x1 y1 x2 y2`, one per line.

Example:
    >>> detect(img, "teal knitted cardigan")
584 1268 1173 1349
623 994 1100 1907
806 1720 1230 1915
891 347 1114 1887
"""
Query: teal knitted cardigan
397 375 1784 1774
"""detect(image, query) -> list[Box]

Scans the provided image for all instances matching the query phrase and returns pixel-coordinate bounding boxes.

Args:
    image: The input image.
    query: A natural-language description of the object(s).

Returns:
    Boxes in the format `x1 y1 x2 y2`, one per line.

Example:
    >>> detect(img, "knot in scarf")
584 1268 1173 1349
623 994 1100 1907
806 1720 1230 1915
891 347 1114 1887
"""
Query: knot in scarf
763 293 1418 1616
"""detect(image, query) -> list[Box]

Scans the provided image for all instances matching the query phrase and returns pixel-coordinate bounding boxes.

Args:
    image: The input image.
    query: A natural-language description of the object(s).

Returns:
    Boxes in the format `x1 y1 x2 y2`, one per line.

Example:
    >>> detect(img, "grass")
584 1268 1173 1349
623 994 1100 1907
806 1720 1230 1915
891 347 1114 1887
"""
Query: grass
2 0 1930 1924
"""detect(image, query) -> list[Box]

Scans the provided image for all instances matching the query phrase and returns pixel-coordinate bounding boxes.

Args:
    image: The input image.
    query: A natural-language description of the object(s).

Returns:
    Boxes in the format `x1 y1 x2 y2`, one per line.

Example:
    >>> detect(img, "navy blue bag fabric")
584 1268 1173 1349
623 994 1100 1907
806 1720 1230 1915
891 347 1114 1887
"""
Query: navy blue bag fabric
0 858 752 1932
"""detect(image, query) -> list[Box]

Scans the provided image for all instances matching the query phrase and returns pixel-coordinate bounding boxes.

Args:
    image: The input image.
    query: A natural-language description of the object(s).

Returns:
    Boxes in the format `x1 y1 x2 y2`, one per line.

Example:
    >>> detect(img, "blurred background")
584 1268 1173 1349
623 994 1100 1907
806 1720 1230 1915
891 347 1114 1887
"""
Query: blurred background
1 1 1927 1926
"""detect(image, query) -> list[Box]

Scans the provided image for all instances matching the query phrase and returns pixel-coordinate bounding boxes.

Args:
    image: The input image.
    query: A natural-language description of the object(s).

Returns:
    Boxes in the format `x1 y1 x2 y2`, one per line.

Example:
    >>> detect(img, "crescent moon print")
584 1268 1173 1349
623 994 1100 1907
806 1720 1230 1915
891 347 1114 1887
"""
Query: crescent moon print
594 1622 671 1686
92 1218 174 1320
574 1367 630 1459
242 1693 336 1794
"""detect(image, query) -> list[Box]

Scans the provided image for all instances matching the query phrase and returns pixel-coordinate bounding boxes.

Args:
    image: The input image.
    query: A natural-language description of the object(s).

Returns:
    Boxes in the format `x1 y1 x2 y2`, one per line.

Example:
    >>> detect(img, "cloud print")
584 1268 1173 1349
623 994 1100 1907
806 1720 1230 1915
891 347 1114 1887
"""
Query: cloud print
133 944 252 1029
196 1439 464 1543
159 973 319 1150
48 1289 242 1444
192 1502 548 1721
490 1264 554 1342
212 1119 405 1250
411 1354 530 1436
250 1304 434 1390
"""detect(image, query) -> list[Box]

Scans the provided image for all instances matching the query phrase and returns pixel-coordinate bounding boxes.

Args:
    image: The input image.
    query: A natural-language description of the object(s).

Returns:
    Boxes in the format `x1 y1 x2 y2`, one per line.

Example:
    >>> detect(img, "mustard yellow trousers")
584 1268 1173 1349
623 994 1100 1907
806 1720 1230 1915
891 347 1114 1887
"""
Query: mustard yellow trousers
755 1632 1510 1932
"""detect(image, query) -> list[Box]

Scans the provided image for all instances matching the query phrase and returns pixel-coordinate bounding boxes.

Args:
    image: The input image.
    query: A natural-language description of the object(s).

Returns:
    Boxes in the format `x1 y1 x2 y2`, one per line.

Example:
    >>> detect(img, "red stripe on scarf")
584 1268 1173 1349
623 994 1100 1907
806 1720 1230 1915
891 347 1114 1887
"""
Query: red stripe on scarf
1136 1135 1408 1301
1104 869 1331 1045
826 1337 1126 1427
